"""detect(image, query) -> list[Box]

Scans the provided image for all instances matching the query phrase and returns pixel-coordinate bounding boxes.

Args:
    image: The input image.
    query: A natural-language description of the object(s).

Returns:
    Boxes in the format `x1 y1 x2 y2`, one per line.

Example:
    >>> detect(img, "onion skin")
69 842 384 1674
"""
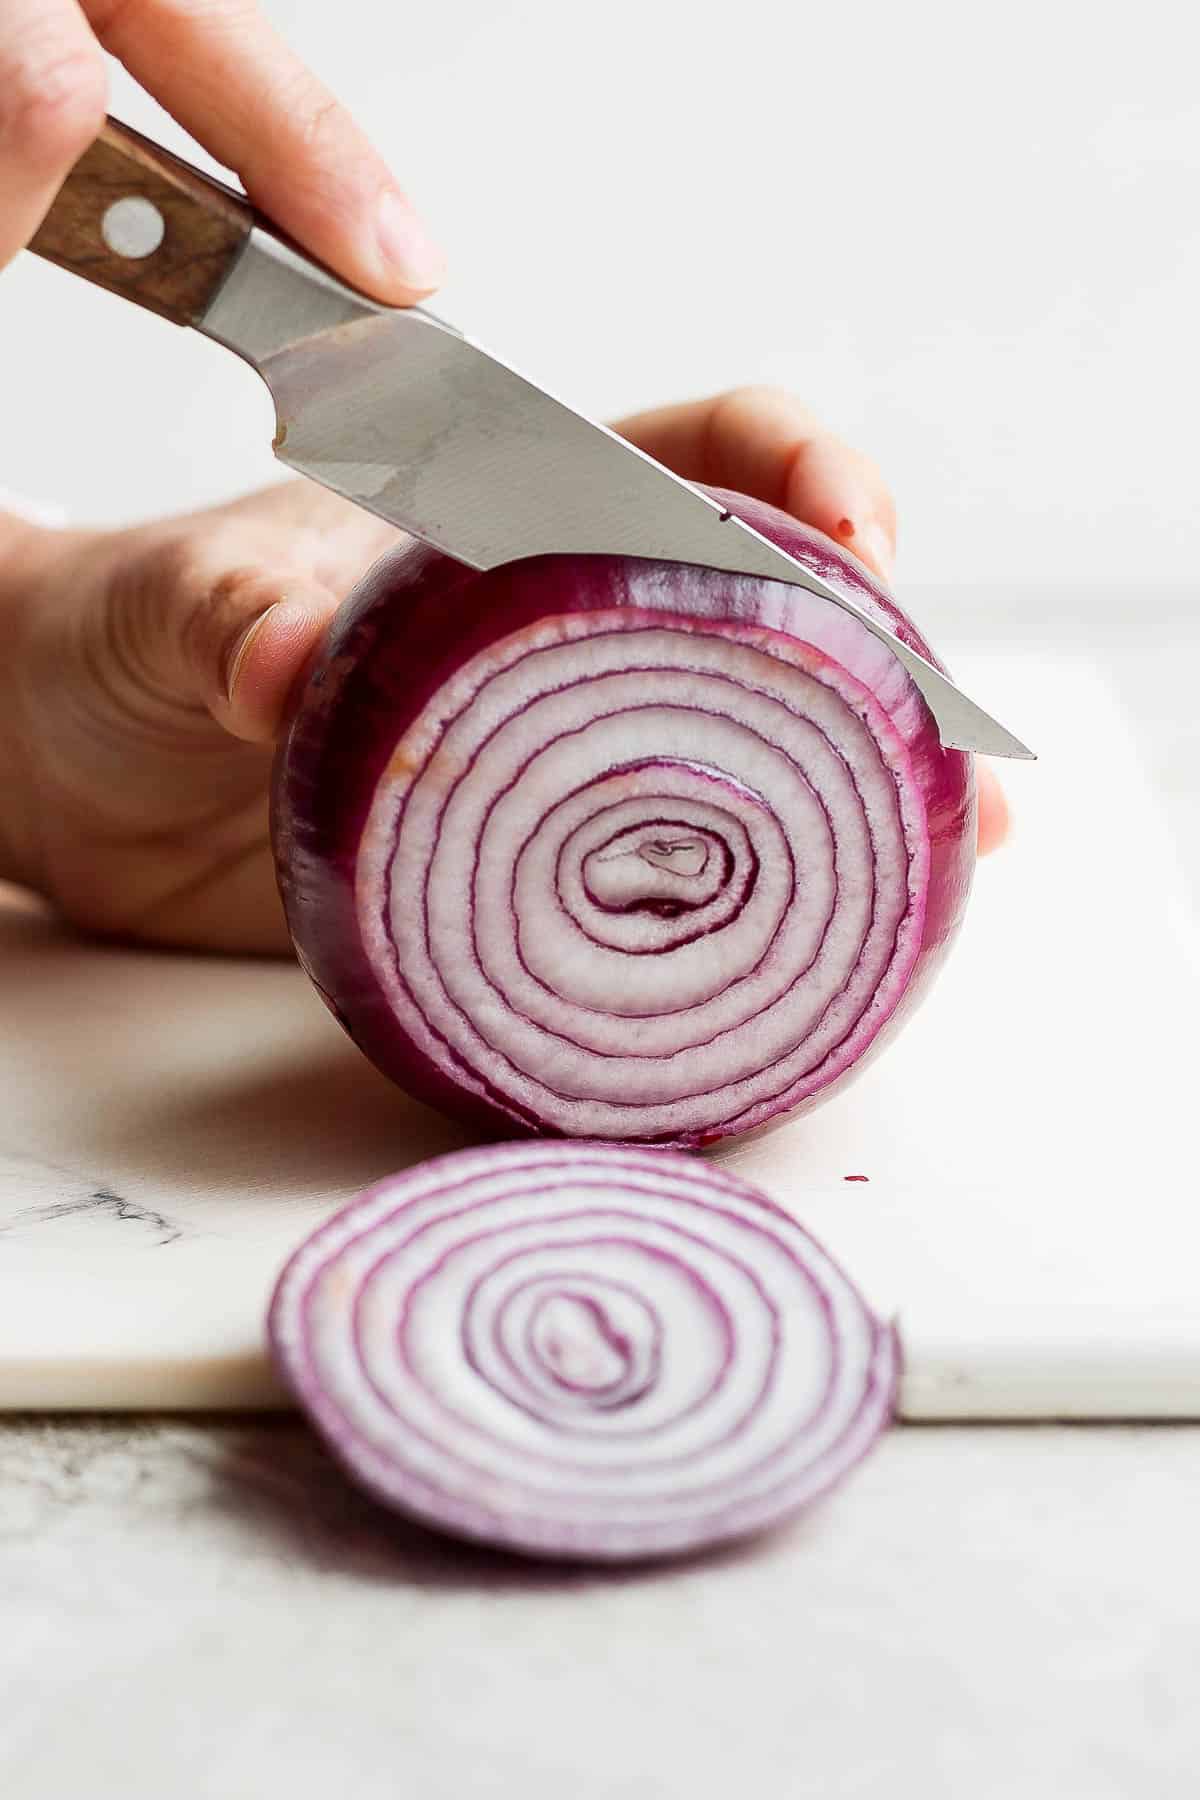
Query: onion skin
272 490 974 1146
267 1142 899 1563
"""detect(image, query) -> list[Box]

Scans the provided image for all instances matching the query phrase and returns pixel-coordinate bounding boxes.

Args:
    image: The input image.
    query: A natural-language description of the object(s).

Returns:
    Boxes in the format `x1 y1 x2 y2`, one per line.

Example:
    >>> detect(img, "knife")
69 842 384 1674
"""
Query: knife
30 117 1032 760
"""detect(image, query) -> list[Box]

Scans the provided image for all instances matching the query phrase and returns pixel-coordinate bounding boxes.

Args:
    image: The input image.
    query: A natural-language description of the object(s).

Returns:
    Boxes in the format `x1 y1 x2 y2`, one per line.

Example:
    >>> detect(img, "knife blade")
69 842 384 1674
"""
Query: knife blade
30 118 1032 760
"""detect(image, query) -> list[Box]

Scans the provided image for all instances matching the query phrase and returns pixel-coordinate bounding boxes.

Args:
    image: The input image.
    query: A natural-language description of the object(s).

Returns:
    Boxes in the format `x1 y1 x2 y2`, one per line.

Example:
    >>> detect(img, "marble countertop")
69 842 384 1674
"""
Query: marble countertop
4 586 1197 1796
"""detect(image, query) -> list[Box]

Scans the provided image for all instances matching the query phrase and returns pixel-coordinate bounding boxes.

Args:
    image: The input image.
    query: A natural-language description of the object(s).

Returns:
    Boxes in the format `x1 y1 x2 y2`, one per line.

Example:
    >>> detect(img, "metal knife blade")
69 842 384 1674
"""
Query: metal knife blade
200 228 1032 760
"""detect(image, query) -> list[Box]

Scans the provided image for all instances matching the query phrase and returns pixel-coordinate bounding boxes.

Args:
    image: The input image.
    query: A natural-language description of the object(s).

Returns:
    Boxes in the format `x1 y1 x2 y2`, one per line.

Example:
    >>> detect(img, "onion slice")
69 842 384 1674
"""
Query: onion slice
268 1142 898 1563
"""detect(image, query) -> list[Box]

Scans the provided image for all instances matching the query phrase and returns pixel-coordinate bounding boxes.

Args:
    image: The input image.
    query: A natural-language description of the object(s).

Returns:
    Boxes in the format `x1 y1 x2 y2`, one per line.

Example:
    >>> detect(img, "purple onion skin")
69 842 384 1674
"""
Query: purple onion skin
272 489 975 1146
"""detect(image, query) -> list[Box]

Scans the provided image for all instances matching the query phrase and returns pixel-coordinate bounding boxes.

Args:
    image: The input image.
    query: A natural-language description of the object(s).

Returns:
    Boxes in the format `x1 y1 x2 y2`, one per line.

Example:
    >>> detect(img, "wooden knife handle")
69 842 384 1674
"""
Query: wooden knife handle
29 116 252 326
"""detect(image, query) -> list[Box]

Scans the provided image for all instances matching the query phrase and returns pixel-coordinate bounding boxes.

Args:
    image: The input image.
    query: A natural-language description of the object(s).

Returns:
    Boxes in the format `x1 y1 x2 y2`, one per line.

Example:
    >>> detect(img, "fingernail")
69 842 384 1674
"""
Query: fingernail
854 521 896 587
375 189 446 293
225 604 279 704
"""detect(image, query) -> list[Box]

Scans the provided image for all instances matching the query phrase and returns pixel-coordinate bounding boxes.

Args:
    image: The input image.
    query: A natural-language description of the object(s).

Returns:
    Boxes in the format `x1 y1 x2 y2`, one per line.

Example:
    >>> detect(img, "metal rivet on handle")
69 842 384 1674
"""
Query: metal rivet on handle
101 197 166 260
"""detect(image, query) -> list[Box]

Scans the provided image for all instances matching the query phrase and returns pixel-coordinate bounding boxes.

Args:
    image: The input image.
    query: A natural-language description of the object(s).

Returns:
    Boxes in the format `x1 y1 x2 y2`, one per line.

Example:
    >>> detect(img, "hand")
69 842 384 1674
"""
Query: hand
0 0 444 300
0 388 1009 955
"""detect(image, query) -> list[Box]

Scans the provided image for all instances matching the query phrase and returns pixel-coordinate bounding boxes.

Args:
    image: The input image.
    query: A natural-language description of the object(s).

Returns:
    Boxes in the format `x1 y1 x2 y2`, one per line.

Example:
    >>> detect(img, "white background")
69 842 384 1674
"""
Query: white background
1 0 1196 595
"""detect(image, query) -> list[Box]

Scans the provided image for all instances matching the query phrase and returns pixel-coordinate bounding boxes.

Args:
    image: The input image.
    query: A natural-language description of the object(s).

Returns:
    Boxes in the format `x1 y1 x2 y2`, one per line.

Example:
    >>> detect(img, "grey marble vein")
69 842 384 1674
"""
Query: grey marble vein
0 1151 186 1246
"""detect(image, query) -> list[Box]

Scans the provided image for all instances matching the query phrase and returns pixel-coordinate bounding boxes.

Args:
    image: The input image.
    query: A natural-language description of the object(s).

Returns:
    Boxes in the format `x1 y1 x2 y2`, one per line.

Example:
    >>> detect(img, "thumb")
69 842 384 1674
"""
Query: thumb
202 579 337 745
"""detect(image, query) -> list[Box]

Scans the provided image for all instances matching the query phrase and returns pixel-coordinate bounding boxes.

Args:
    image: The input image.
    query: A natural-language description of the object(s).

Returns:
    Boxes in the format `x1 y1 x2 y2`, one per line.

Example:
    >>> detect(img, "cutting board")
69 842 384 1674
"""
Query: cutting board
2 652 1197 1417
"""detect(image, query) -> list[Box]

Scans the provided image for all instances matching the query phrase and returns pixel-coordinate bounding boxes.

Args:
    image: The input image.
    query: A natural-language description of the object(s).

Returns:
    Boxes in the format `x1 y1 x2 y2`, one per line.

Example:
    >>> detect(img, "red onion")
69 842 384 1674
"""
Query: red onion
273 490 974 1146
268 1142 898 1562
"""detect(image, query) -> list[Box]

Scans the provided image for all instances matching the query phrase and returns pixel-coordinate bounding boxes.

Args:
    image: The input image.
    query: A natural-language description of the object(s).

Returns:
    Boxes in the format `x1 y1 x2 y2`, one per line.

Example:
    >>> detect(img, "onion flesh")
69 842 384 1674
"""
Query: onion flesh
273 490 974 1146
268 1142 898 1562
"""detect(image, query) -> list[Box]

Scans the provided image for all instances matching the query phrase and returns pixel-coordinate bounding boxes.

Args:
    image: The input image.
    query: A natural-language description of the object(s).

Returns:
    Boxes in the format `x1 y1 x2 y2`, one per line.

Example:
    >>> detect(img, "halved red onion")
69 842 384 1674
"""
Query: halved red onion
268 1142 898 1562
273 490 974 1145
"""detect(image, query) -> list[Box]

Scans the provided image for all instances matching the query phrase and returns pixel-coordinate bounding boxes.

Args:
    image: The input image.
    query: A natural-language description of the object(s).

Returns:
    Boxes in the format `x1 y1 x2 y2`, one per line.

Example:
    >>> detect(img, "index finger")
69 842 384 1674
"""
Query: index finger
82 0 444 303
616 387 897 584
0 0 109 268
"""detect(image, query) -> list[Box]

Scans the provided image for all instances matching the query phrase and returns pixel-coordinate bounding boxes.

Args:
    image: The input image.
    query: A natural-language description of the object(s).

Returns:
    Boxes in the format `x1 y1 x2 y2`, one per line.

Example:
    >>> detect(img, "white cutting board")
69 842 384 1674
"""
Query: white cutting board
2 652 1197 1417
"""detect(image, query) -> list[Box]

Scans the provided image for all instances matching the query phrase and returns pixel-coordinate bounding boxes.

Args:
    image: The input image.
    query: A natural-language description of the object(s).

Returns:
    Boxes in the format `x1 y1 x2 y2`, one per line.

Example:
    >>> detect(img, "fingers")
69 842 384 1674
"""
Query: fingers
0 0 108 268
1 0 445 300
82 0 443 302
616 387 897 584
977 765 1010 856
